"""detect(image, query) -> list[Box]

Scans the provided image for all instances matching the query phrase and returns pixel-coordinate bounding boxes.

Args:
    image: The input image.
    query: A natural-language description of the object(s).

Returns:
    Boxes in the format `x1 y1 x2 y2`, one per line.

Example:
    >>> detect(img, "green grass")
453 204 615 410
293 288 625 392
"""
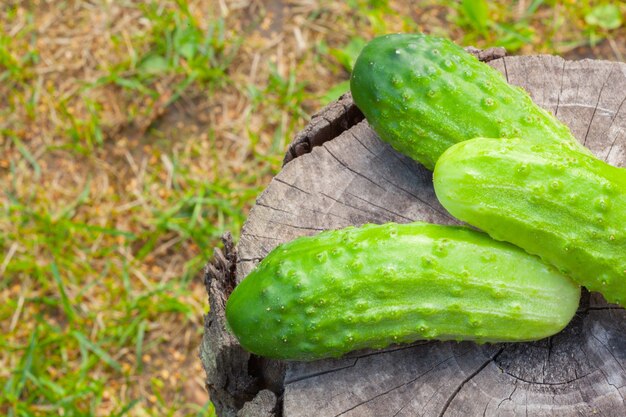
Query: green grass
1 1 625 416
1 170 221 415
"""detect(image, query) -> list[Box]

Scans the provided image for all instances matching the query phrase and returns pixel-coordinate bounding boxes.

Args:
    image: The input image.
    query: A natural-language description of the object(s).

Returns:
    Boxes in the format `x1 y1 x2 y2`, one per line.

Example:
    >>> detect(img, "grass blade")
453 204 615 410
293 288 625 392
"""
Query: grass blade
51 261 77 323
71 331 121 372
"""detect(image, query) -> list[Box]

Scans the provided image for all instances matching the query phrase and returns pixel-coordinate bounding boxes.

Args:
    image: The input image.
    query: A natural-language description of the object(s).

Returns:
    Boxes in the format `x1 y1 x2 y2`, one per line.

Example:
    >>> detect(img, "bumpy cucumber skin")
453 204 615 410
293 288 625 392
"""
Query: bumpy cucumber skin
350 33 588 170
226 222 580 361
434 137 626 306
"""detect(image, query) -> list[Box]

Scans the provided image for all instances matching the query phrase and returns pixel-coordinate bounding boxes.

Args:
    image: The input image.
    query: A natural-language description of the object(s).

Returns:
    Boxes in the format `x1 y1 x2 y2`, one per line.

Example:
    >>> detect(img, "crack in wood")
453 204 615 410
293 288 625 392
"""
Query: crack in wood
285 358 360 385
417 387 444 417
285 342 433 385
319 191 384 221
241 233 282 241
597 366 625 401
543 336 553 383
583 65 615 146
591 333 626 374
555 59 566 117
524 389 529 417
255 201 294 215
237 257 263 263
274 177 312 196
332 351 470 417
282 92 364 166
438 348 504 417
557 103 619 116
346 128 427 182
338 130 454 220
341 144 450 219
495 381 518 412
382 181 454 220
391 400 410 417
482 402 489 417
323 145 387 192
603 93 626 163
347 130 379 158
266 219 327 232
345 191 414 222
502 56 509 83
256 200 353 223
344 341 432 358
496 367 593 386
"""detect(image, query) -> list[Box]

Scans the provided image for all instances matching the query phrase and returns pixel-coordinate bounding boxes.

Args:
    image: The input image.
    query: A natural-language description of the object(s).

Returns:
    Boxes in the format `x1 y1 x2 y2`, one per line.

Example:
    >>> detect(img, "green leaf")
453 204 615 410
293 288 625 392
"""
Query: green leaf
135 320 146 372
51 262 77 323
495 23 534 52
178 42 196 60
320 80 350 105
71 331 121 372
111 399 140 417
10 328 38 401
113 77 156 96
585 4 622 30
173 27 198 60
329 37 367 73
461 0 489 32
138 54 169 74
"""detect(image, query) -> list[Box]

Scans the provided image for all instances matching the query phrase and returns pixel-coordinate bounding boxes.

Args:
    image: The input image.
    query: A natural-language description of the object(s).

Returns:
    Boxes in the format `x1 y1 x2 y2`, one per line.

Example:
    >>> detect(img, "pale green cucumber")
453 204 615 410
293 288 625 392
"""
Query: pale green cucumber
434 137 626 305
350 33 588 170
226 222 580 361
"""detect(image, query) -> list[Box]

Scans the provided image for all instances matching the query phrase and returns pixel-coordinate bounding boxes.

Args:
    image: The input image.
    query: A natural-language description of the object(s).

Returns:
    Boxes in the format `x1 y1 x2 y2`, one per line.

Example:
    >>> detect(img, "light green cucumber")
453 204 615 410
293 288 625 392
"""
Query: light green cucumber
350 33 588 170
226 222 580 361
434 137 626 306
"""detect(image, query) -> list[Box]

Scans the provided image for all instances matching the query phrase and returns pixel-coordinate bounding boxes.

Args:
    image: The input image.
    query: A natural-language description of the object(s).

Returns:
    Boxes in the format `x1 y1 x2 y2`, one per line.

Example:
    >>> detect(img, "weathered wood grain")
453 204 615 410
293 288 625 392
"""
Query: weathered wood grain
282 92 364 166
202 54 626 416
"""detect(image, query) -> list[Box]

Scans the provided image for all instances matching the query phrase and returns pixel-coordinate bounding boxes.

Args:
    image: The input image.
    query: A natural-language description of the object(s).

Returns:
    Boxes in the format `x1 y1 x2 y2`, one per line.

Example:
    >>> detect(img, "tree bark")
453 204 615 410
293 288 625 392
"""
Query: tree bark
201 50 626 416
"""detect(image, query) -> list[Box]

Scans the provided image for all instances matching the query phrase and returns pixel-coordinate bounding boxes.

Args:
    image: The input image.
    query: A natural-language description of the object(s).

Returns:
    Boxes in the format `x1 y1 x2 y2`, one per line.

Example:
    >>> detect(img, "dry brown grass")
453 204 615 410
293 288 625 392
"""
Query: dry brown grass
2 0 625 415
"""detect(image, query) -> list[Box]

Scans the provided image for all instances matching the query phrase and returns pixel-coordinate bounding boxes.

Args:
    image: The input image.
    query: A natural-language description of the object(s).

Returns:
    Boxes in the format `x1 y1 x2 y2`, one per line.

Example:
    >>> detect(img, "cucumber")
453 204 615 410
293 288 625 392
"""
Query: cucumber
434 137 626 305
226 222 580 361
350 33 588 170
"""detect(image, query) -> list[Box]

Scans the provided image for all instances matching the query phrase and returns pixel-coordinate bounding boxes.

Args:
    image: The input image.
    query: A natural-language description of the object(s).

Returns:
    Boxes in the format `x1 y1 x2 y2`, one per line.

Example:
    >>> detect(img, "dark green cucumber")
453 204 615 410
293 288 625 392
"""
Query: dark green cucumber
434 137 626 305
350 33 588 170
226 222 579 361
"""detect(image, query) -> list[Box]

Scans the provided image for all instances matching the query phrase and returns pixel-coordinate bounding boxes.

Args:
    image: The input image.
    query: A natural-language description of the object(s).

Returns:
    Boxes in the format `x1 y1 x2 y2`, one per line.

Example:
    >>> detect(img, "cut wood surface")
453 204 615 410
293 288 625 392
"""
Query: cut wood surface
202 52 626 416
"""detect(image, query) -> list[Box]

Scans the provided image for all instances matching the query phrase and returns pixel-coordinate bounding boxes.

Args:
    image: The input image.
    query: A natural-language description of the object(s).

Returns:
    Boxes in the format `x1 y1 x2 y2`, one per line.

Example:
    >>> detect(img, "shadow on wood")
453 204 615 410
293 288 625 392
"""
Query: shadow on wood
201 50 626 416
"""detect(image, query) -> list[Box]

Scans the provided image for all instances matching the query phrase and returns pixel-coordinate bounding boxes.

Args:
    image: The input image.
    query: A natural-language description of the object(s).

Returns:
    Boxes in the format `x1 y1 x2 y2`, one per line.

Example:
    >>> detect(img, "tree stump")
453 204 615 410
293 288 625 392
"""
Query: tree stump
201 50 626 416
